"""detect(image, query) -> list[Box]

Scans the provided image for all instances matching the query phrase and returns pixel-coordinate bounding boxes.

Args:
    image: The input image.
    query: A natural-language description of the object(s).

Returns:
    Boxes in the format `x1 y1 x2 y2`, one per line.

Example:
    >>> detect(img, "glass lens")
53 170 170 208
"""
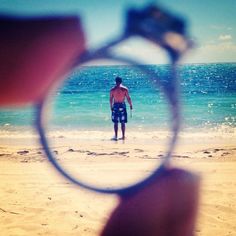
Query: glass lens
40 52 176 190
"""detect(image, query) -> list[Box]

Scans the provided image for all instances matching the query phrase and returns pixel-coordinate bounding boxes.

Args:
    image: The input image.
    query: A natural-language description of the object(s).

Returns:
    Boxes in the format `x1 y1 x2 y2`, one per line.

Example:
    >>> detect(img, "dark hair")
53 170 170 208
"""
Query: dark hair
115 76 122 84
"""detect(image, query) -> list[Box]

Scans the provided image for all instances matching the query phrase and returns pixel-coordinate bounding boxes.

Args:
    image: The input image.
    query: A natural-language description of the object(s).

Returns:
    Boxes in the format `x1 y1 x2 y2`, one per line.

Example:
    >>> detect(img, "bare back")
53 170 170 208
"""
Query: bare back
110 83 132 111
110 85 128 103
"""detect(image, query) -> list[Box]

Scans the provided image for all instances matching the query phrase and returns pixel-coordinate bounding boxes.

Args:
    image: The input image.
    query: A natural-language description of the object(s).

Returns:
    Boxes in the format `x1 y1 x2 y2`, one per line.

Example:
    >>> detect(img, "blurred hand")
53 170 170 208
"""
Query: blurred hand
101 168 200 236
0 16 85 107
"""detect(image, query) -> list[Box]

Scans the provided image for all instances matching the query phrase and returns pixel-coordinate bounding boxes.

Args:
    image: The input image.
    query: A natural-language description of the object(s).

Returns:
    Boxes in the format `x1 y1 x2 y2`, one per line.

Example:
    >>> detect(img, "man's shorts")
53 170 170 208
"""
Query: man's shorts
111 102 127 123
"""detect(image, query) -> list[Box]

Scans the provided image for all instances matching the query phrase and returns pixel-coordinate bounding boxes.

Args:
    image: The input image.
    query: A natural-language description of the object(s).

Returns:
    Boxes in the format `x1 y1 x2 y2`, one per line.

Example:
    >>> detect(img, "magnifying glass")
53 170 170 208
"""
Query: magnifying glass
36 4 192 196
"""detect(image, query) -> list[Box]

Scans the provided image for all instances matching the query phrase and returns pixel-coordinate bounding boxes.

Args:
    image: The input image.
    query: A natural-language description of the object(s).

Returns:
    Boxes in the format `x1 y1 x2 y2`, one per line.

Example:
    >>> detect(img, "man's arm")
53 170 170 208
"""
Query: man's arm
110 90 114 110
126 89 133 110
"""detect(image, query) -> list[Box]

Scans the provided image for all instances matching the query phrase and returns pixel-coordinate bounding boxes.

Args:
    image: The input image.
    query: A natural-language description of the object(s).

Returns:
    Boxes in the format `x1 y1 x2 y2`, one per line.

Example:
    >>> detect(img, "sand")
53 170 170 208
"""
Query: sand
0 130 236 236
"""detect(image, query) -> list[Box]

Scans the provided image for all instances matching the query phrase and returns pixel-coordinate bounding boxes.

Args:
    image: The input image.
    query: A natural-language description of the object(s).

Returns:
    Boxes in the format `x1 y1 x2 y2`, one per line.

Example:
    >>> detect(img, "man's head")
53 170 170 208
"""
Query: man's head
115 76 122 85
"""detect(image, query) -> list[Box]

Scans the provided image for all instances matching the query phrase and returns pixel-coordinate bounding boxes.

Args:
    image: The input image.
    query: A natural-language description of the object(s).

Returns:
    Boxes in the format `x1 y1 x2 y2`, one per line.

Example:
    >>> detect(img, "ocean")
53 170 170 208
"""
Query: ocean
0 63 235 134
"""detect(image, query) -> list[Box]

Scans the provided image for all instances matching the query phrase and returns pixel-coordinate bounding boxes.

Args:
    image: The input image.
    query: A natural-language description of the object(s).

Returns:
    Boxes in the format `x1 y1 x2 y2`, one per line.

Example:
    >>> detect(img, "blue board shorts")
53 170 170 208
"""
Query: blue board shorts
112 102 127 123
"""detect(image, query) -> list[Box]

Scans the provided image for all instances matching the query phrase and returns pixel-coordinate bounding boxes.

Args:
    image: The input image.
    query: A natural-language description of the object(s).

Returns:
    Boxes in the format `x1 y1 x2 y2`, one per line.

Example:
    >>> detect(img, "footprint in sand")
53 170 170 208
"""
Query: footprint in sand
203 150 211 154
221 152 230 157
134 149 144 153
111 151 129 156
17 150 29 155
68 148 75 152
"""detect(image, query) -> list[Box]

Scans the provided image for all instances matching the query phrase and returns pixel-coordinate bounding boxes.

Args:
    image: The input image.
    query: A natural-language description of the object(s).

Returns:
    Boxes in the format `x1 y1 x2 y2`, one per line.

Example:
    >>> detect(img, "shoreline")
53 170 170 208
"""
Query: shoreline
0 127 235 149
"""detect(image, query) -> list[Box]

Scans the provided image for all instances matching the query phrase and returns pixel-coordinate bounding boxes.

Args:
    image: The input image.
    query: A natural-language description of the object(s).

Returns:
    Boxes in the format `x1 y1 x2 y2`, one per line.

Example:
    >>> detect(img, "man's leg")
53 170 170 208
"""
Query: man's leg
114 123 118 140
121 123 125 140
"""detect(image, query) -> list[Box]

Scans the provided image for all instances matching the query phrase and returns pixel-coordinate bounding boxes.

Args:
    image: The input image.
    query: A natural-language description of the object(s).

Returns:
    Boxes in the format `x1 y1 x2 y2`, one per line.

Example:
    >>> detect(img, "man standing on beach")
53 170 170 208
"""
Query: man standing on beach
110 76 133 140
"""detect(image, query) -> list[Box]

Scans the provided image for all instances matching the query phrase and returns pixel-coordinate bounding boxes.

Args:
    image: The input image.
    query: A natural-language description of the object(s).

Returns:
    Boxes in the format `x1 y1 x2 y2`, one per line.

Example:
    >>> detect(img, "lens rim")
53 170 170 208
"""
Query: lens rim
35 54 180 195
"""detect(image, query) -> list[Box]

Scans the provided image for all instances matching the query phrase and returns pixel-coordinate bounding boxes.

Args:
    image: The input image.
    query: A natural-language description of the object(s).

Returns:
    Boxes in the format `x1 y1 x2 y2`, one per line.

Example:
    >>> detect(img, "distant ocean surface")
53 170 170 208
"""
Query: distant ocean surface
0 63 235 134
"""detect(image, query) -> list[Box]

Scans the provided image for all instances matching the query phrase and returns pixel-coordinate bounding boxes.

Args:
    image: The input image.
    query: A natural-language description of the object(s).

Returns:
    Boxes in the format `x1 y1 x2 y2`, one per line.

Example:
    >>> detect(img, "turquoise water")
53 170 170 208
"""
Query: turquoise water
0 63 235 132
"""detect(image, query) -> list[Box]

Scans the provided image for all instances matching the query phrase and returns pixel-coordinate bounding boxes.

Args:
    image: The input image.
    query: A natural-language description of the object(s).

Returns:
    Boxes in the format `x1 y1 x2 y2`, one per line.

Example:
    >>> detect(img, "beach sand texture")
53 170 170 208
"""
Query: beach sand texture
0 131 236 236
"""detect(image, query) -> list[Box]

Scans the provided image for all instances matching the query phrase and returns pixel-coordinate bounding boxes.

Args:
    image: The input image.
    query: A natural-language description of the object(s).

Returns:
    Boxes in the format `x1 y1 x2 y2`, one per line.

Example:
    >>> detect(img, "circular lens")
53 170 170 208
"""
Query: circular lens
37 55 179 193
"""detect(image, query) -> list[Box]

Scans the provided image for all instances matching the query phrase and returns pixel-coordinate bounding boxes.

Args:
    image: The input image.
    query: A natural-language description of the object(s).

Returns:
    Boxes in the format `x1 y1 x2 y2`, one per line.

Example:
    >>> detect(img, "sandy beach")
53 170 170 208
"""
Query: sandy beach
0 129 236 236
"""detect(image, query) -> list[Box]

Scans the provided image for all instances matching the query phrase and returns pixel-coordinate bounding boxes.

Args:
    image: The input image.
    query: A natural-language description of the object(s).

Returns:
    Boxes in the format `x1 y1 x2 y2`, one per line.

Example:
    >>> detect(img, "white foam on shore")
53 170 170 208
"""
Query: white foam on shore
0 125 235 139
0 126 235 150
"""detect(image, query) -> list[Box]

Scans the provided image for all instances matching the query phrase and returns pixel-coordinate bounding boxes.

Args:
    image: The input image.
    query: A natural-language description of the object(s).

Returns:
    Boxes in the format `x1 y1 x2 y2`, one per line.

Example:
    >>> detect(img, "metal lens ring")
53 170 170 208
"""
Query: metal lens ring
36 54 180 195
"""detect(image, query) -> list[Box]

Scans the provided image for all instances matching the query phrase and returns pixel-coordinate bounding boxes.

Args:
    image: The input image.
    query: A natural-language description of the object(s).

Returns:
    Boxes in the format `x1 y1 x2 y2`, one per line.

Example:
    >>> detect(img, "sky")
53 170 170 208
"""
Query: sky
0 0 236 64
